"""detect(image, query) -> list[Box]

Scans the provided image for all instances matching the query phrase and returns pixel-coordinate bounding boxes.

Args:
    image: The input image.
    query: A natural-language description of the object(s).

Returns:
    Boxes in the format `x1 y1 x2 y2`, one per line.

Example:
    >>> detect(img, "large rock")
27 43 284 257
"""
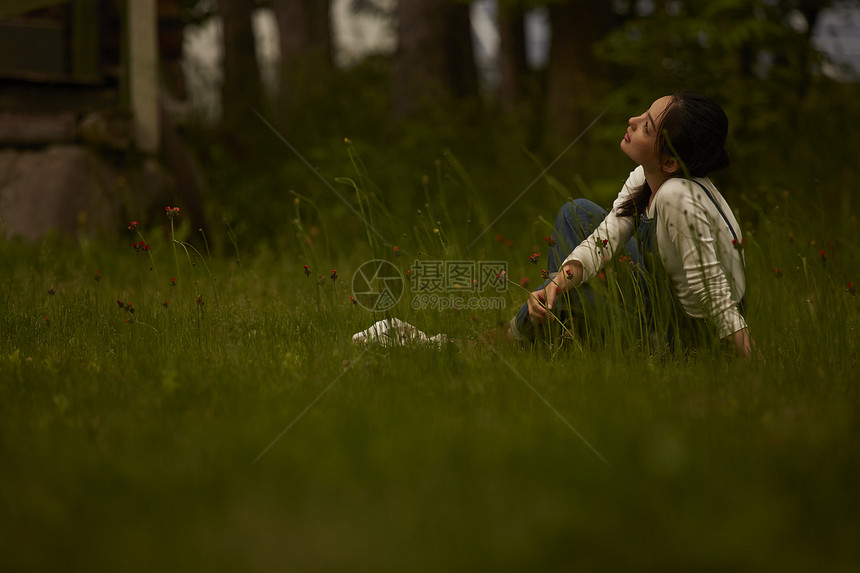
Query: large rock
0 145 120 242
0 145 170 242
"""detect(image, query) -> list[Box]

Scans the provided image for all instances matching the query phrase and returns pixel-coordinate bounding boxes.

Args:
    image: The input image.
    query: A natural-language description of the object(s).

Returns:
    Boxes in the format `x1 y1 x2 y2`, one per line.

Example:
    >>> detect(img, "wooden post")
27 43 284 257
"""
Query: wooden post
128 0 159 153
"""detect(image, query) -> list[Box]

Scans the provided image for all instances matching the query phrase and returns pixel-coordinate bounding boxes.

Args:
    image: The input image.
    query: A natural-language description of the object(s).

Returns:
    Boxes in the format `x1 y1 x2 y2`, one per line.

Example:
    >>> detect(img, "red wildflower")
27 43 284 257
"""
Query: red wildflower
519 276 530 289
496 234 504 243
170 277 176 287
771 268 783 278
847 283 856 295
330 269 338 282
196 296 204 306
406 269 414 279
541 269 549 279
597 271 607 282
128 221 139 231
163 299 169 308
496 271 507 286
44 316 50 325
303 264 311 277
165 206 180 219
529 252 540 264
393 246 401 257
732 238 746 251
544 236 557 247
820 250 827 264
116 299 123 307
350 296 357 304
94 270 101 282
505 239 513 248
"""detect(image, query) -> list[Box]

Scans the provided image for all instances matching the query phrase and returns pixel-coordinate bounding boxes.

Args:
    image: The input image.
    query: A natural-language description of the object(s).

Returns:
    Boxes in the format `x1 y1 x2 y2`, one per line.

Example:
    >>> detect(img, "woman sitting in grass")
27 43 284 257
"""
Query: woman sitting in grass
508 92 754 358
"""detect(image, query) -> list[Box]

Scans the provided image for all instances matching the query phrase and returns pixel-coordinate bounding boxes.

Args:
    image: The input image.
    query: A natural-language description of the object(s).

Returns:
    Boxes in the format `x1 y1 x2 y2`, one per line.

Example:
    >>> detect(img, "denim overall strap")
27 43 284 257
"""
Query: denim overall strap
634 208 659 326
636 208 658 260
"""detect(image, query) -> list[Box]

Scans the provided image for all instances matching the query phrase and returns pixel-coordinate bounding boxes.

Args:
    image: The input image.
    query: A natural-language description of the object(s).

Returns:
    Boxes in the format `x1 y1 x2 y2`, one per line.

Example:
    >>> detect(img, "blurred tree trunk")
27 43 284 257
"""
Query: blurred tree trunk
545 0 613 140
393 0 477 120
393 0 446 119
445 1 478 99
219 0 263 137
791 0 824 99
497 0 528 112
272 0 332 127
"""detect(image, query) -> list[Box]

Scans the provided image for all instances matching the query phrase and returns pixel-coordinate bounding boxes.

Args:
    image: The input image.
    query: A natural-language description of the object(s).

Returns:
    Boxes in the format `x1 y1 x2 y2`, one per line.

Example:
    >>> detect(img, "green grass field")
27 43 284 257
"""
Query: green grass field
1 181 858 571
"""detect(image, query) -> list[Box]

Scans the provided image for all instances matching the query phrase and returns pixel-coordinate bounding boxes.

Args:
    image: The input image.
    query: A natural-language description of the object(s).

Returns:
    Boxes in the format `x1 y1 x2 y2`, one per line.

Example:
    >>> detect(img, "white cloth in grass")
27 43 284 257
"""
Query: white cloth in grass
352 318 448 347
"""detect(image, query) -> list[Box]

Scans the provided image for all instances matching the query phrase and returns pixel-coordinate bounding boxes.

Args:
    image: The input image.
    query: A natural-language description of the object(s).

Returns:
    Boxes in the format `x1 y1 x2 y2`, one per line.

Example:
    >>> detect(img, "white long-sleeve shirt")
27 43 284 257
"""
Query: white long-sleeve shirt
563 166 747 339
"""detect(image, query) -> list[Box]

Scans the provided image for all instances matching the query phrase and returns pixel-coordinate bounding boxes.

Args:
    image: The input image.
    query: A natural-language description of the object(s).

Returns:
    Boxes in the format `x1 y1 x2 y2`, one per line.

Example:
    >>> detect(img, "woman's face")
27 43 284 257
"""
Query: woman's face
621 95 674 170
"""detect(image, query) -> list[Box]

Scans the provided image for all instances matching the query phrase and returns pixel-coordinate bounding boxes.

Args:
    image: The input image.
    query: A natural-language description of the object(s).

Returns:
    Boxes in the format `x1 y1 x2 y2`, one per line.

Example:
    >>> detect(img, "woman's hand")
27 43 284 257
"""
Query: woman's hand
725 327 760 360
527 261 584 324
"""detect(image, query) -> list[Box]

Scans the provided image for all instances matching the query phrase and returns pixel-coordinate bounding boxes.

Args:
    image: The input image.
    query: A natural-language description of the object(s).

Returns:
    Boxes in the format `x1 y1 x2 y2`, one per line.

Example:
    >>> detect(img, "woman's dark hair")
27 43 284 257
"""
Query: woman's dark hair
617 92 730 218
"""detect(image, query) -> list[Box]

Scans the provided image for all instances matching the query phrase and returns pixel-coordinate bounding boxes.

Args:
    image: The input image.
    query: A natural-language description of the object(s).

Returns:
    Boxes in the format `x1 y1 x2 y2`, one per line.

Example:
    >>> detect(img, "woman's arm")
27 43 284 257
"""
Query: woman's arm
527 169 645 325
559 168 644 284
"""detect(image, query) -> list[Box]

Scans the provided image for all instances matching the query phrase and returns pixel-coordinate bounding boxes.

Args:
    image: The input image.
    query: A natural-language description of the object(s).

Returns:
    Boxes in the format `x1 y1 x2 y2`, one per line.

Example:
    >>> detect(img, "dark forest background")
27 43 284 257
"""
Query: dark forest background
182 0 859 251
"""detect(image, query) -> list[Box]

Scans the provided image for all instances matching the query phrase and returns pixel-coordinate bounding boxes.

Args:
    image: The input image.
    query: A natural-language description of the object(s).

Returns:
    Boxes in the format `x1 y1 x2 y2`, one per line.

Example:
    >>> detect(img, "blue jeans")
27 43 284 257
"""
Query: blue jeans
510 199 646 342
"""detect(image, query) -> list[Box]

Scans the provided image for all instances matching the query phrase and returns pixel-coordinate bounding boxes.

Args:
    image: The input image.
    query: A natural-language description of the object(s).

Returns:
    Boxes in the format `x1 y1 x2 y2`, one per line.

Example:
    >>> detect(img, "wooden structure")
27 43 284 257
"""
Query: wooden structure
0 0 159 152
0 0 206 242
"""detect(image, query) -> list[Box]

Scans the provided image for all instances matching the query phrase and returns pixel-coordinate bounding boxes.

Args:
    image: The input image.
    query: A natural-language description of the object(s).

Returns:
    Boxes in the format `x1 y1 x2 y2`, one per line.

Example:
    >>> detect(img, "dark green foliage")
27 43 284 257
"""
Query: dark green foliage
181 0 859 263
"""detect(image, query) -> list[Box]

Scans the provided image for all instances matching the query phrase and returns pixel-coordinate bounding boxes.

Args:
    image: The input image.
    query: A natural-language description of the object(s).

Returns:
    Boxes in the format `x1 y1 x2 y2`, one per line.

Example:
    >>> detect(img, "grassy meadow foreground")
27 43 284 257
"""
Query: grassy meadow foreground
1 185 858 571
